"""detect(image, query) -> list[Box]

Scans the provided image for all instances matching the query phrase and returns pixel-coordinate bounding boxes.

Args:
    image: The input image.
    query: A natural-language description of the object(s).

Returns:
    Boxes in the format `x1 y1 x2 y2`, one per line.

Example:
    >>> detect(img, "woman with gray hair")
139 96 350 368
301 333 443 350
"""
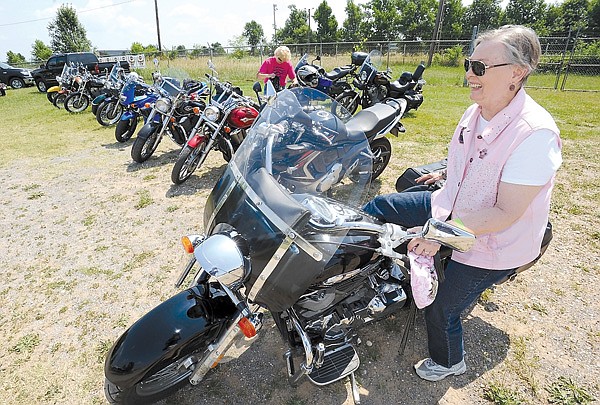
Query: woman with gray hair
363 25 562 381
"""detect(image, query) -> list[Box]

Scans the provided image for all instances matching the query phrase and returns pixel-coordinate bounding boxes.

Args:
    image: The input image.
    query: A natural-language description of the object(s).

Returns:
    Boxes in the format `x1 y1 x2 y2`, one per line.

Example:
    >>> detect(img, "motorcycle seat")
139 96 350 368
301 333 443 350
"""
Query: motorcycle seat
345 102 401 139
324 66 353 81
390 80 416 94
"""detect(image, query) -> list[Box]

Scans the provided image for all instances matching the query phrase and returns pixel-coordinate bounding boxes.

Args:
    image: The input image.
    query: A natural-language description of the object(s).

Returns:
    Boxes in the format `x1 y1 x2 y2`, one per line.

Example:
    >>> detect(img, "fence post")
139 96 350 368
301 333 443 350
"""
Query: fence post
555 29 572 90
560 27 581 91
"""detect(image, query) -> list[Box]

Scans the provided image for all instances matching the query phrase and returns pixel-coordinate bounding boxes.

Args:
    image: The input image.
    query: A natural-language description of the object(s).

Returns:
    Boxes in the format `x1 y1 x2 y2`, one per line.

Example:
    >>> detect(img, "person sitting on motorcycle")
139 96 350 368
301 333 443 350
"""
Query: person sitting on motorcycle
363 25 562 382
256 46 297 91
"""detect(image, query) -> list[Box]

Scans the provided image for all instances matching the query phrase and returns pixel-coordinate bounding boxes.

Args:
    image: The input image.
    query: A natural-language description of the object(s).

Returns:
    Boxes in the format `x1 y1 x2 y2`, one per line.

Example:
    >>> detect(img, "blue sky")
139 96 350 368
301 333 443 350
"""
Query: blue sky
0 0 369 62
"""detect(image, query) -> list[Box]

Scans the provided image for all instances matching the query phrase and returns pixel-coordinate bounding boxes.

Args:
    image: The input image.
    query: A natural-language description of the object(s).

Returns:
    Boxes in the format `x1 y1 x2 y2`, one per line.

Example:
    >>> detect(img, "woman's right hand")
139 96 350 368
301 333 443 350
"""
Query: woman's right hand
416 170 445 185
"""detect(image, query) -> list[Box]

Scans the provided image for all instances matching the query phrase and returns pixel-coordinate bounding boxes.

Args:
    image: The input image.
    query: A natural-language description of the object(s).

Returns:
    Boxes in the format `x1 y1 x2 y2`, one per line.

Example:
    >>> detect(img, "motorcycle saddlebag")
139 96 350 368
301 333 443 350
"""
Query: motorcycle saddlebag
395 158 447 192
404 92 424 111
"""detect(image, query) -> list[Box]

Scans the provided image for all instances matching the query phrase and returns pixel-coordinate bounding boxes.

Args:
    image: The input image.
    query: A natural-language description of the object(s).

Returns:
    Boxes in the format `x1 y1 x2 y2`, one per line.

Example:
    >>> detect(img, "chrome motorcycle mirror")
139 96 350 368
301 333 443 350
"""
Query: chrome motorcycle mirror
420 218 475 252
207 59 218 76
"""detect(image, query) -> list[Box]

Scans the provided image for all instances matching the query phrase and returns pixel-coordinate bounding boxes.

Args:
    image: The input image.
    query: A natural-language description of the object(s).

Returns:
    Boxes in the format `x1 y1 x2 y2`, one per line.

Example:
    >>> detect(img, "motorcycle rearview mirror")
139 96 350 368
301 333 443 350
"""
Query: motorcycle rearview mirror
419 218 475 253
252 81 262 95
207 60 218 76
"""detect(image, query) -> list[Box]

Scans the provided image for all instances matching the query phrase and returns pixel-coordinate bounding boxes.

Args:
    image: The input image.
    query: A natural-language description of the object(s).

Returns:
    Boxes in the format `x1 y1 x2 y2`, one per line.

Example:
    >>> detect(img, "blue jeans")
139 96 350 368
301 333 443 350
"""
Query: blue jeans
363 192 514 368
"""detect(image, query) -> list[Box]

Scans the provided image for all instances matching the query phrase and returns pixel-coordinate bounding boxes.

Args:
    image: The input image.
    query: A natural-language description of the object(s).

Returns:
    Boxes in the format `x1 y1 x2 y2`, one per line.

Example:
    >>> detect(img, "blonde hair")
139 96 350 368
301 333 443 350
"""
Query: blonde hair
476 25 541 84
274 46 291 63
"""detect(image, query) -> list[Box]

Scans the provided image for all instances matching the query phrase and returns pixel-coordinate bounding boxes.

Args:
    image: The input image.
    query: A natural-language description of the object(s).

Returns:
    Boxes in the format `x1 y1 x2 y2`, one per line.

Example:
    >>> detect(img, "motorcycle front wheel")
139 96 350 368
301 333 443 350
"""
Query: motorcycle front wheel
131 124 160 163
104 349 208 405
171 143 207 184
370 137 392 181
46 91 58 104
53 93 67 109
115 117 138 143
97 100 123 126
65 92 90 113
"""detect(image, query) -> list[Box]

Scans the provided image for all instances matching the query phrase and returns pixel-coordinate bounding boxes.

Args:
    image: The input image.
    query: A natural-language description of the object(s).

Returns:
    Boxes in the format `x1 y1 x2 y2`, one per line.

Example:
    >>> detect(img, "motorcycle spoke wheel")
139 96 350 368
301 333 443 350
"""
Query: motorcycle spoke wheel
171 143 206 184
370 137 392 181
53 93 67 109
104 351 206 405
46 91 57 104
97 101 123 126
333 93 359 117
65 93 89 113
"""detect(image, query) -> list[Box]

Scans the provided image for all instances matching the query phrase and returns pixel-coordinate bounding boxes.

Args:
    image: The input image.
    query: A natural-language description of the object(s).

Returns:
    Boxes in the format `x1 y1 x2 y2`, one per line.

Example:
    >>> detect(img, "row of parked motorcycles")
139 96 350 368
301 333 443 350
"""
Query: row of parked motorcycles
49 51 425 189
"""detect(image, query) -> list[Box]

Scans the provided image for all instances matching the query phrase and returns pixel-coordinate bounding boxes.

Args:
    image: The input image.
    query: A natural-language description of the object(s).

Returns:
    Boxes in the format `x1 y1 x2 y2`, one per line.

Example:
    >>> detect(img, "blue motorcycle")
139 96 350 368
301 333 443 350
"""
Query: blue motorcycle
114 75 159 143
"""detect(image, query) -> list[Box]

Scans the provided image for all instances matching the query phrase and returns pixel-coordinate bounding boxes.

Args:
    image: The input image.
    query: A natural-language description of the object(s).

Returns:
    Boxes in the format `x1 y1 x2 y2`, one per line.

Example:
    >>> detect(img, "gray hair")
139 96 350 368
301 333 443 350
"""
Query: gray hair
475 25 541 84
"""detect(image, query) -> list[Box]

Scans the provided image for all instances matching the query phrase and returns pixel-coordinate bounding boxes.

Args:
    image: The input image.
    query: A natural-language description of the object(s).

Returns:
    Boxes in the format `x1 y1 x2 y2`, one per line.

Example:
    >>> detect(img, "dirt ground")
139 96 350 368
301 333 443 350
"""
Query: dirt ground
0 130 598 405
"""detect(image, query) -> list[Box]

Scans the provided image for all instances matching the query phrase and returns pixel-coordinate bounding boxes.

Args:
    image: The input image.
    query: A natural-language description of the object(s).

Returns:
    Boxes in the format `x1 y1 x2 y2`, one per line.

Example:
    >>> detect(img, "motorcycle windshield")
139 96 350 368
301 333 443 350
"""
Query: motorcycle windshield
358 49 383 82
294 53 309 71
108 62 122 83
203 88 374 311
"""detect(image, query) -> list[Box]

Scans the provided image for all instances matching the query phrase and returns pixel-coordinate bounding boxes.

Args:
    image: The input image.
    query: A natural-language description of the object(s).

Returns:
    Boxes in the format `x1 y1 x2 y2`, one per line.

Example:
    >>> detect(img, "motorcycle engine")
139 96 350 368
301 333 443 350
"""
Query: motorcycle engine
296 259 408 341
367 85 388 104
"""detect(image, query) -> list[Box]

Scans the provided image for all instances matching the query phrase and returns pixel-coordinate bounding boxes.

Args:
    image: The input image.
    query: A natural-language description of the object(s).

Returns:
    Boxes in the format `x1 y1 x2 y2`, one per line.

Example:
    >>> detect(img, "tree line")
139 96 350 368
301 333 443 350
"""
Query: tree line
242 0 600 49
5 0 600 65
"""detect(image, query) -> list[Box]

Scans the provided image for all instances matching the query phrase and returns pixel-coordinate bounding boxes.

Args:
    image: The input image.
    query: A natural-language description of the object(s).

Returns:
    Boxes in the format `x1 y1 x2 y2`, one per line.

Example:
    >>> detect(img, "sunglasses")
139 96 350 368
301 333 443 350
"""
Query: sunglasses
464 58 511 76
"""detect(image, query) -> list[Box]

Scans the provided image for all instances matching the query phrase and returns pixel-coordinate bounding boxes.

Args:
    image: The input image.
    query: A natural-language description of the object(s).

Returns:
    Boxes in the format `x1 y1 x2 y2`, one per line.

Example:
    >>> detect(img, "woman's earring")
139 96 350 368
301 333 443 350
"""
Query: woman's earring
509 83 516 91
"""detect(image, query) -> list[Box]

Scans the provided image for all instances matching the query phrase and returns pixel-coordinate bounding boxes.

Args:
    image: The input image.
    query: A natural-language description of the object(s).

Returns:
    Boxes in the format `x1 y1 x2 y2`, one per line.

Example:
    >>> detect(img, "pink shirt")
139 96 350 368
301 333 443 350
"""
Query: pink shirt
258 57 296 88
431 89 561 270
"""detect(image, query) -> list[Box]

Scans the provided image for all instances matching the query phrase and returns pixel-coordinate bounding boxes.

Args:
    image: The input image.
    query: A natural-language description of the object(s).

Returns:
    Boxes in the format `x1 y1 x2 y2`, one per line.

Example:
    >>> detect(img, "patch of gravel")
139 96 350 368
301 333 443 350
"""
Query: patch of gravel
0 134 598 405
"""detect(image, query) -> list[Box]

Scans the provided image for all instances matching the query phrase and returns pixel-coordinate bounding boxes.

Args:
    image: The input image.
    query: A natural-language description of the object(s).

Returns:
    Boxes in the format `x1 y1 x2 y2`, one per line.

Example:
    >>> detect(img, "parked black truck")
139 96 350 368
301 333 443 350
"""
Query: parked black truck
32 52 130 92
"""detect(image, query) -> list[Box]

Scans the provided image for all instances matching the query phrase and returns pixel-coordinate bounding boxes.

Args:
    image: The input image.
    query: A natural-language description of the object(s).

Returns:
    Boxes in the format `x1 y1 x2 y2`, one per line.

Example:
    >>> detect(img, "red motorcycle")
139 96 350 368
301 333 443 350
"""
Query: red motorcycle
171 69 259 184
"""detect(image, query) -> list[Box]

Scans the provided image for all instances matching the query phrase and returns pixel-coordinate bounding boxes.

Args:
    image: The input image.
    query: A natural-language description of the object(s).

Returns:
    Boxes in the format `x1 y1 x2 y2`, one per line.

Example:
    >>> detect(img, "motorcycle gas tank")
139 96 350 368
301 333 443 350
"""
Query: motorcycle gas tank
374 73 390 86
227 106 259 129
314 231 378 284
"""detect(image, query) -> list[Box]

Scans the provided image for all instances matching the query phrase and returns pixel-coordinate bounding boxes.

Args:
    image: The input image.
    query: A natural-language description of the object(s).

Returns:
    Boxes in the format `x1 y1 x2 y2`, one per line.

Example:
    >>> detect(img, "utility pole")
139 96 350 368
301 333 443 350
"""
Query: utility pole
273 4 278 42
427 0 444 67
307 8 313 45
154 0 162 53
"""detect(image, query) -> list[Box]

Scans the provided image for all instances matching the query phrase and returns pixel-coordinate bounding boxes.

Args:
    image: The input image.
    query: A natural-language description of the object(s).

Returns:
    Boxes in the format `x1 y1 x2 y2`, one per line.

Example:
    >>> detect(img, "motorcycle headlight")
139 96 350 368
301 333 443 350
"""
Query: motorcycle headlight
360 71 368 81
194 234 245 288
204 105 220 122
119 94 127 103
155 97 172 113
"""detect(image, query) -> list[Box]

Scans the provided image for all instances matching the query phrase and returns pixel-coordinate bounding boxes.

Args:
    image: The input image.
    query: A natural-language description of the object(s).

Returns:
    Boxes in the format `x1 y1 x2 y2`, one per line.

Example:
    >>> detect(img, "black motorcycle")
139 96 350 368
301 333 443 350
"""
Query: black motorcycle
130 75 207 163
340 50 426 116
104 87 476 404
294 53 359 102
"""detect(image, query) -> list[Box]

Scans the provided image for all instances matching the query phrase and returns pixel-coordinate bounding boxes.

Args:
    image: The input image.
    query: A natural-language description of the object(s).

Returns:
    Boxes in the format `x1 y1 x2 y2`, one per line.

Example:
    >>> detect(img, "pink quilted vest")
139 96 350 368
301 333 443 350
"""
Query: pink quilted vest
431 89 561 270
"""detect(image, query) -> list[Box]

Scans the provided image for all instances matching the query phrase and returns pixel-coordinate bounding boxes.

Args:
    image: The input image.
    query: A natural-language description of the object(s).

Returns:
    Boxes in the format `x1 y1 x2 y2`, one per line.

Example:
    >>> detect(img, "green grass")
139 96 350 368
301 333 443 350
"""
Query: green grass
546 376 596 404
484 382 525 405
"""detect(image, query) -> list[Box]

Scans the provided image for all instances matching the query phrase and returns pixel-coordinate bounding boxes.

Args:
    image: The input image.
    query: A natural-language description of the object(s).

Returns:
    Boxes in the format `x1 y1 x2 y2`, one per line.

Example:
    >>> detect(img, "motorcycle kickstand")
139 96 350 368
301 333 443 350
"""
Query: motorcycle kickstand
350 371 360 404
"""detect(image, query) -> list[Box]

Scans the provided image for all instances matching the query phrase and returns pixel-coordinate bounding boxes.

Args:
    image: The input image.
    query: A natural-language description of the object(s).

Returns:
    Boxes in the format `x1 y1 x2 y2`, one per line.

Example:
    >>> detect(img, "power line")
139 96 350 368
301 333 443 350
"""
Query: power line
0 0 138 27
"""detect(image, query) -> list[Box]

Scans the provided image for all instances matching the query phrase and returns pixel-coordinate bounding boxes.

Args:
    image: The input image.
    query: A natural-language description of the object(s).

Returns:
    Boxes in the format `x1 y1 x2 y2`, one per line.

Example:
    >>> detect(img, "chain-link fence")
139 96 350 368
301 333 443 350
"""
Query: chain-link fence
9 34 599 91
168 34 599 92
